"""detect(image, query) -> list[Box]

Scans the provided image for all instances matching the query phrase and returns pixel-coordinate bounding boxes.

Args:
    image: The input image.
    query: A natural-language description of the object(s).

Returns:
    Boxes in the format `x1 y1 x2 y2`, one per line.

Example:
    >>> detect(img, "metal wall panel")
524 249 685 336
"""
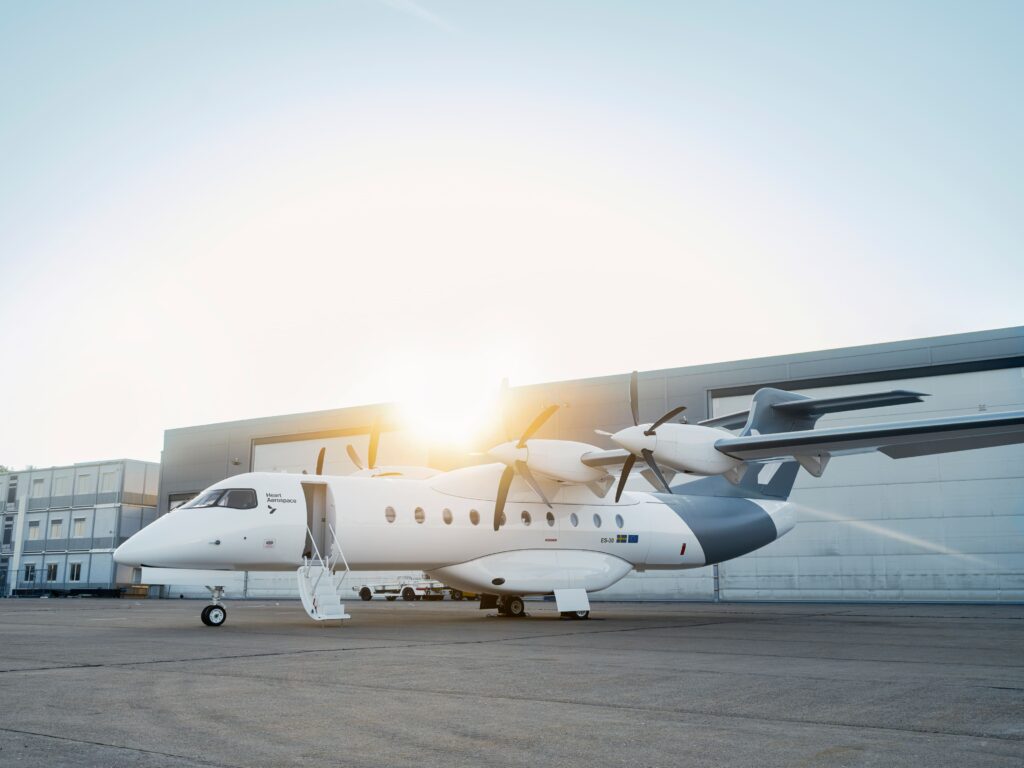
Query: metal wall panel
712 368 1024 601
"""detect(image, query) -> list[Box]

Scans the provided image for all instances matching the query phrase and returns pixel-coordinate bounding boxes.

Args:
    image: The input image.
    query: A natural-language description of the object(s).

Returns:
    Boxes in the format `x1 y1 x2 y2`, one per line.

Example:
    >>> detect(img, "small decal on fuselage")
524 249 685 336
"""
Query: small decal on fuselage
601 534 640 544
264 539 275 548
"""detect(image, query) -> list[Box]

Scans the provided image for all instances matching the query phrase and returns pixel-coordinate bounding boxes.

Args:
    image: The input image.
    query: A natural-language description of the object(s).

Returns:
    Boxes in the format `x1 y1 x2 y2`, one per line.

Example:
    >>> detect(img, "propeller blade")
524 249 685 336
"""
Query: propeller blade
629 370 640 426
645 405 687 436
345 444 363 470
368 418 380 469
515 460 552 508
517 404 559 448
315 447 326 476
642 448 673 493
594 429 613 437
614 453 637 503
494 465 515 531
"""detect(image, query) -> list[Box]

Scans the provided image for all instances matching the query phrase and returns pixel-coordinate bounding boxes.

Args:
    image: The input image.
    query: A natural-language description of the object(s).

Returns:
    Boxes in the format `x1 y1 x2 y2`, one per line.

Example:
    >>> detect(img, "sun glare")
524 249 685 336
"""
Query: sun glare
386 354 511 450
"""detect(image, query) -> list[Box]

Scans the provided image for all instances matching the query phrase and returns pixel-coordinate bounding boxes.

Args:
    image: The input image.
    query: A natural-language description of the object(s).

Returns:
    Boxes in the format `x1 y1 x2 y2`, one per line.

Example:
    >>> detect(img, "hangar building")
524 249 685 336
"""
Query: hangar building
154 326 1024 603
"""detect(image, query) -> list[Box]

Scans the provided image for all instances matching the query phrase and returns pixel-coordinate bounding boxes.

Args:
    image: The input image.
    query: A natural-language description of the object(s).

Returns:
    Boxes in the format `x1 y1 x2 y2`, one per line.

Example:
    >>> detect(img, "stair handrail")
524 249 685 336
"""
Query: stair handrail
327 523 351 592
304 525 330 596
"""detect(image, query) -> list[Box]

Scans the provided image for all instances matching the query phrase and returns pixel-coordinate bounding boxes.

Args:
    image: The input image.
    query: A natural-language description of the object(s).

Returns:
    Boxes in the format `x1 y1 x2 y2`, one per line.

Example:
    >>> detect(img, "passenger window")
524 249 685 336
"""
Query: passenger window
385 506 396 523
469 509 480 526
442 508 453 525
546 511 555 527
615 514 624 529
521 511 531 526
570 513 579 528
593 514 602 528
414 507 425 524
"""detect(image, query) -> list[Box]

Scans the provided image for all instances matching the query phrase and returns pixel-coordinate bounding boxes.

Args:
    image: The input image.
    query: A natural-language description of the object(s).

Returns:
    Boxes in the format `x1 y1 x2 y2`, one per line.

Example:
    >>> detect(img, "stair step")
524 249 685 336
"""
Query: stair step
297 565 352 622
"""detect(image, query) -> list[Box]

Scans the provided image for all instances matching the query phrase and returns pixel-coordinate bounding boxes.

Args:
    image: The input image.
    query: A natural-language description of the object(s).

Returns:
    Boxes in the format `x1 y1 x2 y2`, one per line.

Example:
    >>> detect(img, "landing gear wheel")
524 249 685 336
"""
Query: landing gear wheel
202 604 227 627
506 596 526 617
450 590 463 601
359 587 373 601
402 587 416 601
561 610 590 620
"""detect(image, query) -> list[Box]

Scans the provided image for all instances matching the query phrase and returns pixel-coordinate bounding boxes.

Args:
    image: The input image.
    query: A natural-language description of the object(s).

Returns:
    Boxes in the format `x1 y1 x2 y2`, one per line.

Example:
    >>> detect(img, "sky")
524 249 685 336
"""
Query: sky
1 1 1022 469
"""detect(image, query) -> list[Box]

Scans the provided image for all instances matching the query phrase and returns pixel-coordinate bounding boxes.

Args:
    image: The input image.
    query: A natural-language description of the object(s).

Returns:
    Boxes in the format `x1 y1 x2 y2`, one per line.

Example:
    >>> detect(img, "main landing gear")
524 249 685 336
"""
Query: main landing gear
560 610 590 620
201 586 227 627
497 595 527 618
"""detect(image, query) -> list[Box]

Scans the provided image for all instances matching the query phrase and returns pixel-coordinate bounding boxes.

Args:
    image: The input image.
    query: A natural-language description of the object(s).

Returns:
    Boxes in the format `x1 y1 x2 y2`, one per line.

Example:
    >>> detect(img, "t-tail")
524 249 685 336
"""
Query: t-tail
676 387 928 501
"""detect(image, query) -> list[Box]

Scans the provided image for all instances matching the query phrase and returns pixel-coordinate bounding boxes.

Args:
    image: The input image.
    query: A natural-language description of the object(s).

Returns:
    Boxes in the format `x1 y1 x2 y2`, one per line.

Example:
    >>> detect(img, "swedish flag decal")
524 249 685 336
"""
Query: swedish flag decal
616 534 627 543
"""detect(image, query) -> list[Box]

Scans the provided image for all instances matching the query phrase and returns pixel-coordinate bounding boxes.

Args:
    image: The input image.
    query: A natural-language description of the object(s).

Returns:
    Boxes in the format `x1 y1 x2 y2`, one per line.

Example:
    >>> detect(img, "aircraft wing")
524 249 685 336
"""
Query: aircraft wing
714 410 1024 461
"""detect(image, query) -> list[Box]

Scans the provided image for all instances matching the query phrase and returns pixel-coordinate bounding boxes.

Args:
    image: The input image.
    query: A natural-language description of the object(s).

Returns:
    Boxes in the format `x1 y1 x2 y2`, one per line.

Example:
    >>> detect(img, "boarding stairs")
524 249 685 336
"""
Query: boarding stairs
297 524 351 622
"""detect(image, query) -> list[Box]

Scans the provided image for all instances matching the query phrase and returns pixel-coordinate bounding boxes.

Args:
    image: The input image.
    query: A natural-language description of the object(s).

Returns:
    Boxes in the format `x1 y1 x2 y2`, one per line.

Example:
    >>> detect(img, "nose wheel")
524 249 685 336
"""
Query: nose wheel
201 604 227 626
201 585 227 627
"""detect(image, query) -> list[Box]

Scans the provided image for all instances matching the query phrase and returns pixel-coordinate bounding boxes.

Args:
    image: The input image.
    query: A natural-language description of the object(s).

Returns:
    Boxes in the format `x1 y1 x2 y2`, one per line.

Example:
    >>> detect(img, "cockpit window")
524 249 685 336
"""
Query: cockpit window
182 488 258 510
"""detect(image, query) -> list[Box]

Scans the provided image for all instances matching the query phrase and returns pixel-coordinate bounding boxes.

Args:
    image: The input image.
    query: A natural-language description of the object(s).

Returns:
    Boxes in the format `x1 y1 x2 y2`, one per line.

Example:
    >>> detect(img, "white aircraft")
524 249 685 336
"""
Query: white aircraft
114 373 1024 627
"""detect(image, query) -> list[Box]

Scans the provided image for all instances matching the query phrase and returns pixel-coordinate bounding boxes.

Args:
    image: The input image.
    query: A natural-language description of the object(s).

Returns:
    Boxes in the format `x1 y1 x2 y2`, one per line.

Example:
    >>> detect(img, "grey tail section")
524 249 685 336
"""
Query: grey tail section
672 460 801 501
676 387 927 501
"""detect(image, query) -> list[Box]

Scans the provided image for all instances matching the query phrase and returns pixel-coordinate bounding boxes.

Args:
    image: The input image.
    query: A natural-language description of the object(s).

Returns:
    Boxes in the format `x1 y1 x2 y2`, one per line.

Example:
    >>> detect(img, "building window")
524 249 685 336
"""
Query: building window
69 562 82 582
615 514 624 529
593 514 602 528
27 521 40 540
99 470 118 493
521 511 531 526
442 508 453 525
2 521 12 546
46 562 58 582
24 563 36 581
469 509 480 526
76 473 91 491
53 476 71 496
546 511 555 527
6 476 16 504
73 518 87 538
31 479 45 498
570 513 579 528
385 506 396 523
414 507 425 524
49 519 63 539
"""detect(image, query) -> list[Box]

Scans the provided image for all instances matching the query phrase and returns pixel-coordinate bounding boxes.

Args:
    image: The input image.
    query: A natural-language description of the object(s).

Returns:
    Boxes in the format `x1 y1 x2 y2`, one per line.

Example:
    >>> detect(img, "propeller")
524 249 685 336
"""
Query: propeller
614 370 686 497
345 417 382 471
492 404 559 530
345 444 363 471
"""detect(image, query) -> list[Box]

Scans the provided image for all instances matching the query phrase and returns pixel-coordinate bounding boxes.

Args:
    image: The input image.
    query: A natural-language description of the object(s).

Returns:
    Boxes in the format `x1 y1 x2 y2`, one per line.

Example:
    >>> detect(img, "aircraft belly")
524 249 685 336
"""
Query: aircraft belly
427 549 634 596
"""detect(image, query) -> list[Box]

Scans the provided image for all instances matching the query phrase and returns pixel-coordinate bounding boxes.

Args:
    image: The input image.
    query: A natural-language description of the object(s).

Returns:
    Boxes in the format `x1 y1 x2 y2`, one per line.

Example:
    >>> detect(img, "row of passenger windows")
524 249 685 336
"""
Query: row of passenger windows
384 506 626 530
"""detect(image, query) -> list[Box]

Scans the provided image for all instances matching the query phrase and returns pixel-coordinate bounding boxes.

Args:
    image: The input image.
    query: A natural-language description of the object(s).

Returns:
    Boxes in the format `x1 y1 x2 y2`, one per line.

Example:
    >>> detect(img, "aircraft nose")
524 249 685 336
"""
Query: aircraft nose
113 535 143 566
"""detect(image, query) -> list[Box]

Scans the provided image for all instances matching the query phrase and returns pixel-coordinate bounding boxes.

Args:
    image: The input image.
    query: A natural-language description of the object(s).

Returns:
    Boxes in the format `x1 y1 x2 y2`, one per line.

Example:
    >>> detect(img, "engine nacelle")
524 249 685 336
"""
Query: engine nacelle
611 424 742 476
488 439 608 483
651 424 743 475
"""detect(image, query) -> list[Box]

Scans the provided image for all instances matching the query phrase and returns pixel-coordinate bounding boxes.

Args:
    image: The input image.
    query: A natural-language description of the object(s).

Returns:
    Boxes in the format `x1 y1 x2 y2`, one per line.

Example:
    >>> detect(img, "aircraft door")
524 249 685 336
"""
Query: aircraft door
301 483 329 561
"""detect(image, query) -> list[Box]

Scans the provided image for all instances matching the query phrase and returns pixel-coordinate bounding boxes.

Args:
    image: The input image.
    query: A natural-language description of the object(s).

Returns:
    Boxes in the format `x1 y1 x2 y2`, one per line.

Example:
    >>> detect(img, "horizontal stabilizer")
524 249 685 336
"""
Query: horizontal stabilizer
771 390 927 417
715 410 1024 463
699 389 927 433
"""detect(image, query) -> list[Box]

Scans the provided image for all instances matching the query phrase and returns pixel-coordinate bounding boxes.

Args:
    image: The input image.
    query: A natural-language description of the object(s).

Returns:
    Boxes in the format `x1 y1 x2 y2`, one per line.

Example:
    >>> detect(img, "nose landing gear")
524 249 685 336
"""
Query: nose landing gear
201 586 227 627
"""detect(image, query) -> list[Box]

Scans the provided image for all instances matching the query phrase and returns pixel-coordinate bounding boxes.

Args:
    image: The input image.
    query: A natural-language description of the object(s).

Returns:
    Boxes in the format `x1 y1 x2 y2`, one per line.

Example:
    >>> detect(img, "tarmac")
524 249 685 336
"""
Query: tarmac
0 598 1021 768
